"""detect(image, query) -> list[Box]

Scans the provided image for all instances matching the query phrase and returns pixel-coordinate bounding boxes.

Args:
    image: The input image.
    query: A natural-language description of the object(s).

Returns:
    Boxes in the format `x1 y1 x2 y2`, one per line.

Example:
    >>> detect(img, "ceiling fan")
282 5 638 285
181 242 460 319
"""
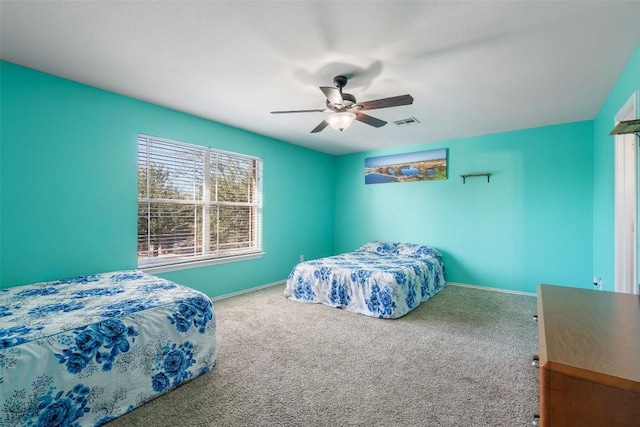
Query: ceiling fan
271 75 414 133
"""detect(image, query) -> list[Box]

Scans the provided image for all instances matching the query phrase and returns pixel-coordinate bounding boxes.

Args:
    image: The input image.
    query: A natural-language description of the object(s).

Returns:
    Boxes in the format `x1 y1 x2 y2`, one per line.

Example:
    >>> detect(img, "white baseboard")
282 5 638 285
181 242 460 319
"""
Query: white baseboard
446 281 536 297
211 280 285 301
212 279 536 302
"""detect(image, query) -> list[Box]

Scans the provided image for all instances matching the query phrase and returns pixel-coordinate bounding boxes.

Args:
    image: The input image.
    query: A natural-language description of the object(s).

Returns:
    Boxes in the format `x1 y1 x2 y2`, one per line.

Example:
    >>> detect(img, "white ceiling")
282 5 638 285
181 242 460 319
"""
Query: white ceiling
2 1 640 155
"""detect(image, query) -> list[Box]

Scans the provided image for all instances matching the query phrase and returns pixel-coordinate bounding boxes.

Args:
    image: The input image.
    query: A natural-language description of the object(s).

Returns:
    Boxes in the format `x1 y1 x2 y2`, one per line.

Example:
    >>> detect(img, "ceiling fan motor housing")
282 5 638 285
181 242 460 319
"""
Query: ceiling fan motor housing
326 92 356 109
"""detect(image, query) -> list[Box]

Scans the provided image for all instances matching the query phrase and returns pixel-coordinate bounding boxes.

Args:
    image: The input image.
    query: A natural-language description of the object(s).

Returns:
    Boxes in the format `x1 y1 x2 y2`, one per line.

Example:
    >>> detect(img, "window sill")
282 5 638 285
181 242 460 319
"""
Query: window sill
140 251 265 274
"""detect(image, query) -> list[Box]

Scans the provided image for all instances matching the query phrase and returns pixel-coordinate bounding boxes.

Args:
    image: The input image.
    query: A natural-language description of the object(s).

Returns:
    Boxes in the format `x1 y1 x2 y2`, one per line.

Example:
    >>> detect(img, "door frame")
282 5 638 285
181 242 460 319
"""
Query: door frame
614 91 639 294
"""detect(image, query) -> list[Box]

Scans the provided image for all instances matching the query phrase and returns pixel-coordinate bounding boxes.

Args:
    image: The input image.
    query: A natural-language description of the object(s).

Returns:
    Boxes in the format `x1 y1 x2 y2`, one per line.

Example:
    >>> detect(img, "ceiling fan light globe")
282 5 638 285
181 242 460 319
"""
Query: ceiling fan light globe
326 112 356 131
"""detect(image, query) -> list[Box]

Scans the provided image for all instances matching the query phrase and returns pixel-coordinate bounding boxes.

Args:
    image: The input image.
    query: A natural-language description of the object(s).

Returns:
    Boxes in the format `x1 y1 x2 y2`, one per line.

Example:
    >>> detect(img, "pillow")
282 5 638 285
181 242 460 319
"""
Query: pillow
396 243 442 261
356 241 399 256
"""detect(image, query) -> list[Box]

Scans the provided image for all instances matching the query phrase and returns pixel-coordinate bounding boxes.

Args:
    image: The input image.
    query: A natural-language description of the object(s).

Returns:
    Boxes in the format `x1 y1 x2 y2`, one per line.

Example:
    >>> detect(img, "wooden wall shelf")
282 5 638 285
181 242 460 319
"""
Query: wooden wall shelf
460 173 491 183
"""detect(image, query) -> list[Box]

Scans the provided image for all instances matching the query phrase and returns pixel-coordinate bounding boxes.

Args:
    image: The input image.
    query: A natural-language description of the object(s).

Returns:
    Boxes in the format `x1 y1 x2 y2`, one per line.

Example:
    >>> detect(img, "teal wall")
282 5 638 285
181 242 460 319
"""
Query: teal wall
2 42 639 297
593 44 640 291
335 121 595 294
0 61 336 297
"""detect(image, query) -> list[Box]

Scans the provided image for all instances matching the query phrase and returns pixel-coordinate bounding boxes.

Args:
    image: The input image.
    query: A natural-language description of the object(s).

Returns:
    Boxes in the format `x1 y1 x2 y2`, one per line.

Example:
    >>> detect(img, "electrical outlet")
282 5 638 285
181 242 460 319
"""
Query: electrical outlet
299 254 304 262
593 276 602 290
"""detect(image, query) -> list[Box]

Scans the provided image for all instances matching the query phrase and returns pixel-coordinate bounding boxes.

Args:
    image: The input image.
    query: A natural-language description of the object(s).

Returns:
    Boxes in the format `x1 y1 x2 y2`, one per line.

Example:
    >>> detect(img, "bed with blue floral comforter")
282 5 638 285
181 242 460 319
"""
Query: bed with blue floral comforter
284 242 445 319
0 270 216 427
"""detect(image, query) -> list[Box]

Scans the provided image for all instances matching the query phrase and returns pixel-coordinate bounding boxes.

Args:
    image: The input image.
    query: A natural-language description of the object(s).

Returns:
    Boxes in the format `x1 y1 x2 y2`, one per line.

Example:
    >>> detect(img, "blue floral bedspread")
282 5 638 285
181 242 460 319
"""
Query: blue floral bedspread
0 270 216 427
284 242 445 318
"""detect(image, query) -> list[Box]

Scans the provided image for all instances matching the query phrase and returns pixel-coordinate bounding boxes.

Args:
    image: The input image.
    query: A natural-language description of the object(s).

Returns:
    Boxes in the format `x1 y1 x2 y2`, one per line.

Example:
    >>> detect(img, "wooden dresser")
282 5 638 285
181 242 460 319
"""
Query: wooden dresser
537 285 640 426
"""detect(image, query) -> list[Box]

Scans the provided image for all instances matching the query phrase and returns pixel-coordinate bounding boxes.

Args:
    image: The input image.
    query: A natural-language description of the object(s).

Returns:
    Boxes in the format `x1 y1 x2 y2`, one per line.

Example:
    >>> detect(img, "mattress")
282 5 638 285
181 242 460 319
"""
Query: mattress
284 242 445 318
0 270 216 426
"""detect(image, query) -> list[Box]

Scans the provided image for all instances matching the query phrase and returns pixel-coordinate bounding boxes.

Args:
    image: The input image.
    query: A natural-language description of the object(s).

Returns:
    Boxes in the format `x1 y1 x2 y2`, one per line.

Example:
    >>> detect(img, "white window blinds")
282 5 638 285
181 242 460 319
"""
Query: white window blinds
137 135 262 269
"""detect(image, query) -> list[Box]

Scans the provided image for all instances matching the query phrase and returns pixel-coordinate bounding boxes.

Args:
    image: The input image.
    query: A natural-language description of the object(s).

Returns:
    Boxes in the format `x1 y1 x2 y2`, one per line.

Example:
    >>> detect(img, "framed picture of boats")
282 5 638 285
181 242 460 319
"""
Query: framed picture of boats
364 148 447 184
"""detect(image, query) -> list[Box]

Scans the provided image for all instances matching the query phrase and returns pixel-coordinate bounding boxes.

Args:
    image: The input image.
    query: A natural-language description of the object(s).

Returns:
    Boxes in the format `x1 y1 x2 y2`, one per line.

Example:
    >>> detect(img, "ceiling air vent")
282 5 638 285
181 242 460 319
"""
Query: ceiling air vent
394 117 420 127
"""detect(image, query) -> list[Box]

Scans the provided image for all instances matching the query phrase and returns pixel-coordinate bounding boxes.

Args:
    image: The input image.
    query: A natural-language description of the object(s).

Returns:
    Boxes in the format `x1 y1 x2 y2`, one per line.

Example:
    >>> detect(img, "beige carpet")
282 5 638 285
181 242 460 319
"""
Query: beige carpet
106 283 539 426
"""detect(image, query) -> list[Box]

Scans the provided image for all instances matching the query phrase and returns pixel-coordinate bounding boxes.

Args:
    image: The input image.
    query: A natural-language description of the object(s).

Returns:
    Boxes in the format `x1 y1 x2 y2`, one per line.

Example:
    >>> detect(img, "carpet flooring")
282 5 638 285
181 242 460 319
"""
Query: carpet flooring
106 283 539 426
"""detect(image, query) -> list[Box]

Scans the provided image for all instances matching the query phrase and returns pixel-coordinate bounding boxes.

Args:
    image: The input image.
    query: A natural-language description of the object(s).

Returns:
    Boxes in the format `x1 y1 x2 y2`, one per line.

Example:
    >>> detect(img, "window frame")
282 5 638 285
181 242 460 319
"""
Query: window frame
137 134 263 273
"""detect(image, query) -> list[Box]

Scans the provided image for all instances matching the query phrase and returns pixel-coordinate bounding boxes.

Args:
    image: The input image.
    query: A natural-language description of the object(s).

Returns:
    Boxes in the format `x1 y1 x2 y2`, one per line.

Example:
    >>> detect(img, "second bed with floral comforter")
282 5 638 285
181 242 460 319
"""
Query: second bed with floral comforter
284 242 445 318
0 270 216 427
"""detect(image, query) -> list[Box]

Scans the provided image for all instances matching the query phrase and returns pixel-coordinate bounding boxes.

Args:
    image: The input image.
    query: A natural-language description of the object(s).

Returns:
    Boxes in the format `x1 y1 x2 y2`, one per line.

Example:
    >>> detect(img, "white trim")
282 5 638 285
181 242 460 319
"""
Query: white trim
614 92 639 130
211 279 285 301
614 91 639 294
142 251 265 274
446 281 536 297
209 279 536 303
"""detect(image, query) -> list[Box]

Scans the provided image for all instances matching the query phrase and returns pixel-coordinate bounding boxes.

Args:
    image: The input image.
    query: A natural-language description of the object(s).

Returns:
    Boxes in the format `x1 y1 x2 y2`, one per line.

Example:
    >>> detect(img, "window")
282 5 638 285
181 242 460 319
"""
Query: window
137 135 262 270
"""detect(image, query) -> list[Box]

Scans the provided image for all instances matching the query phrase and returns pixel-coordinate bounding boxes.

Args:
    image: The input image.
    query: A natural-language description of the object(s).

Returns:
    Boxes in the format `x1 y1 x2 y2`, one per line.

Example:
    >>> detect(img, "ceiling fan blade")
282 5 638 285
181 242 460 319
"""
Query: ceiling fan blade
271 109 327 114
311 120 329 133
320 86 344 108
356 94 413 111
355 112 387 128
